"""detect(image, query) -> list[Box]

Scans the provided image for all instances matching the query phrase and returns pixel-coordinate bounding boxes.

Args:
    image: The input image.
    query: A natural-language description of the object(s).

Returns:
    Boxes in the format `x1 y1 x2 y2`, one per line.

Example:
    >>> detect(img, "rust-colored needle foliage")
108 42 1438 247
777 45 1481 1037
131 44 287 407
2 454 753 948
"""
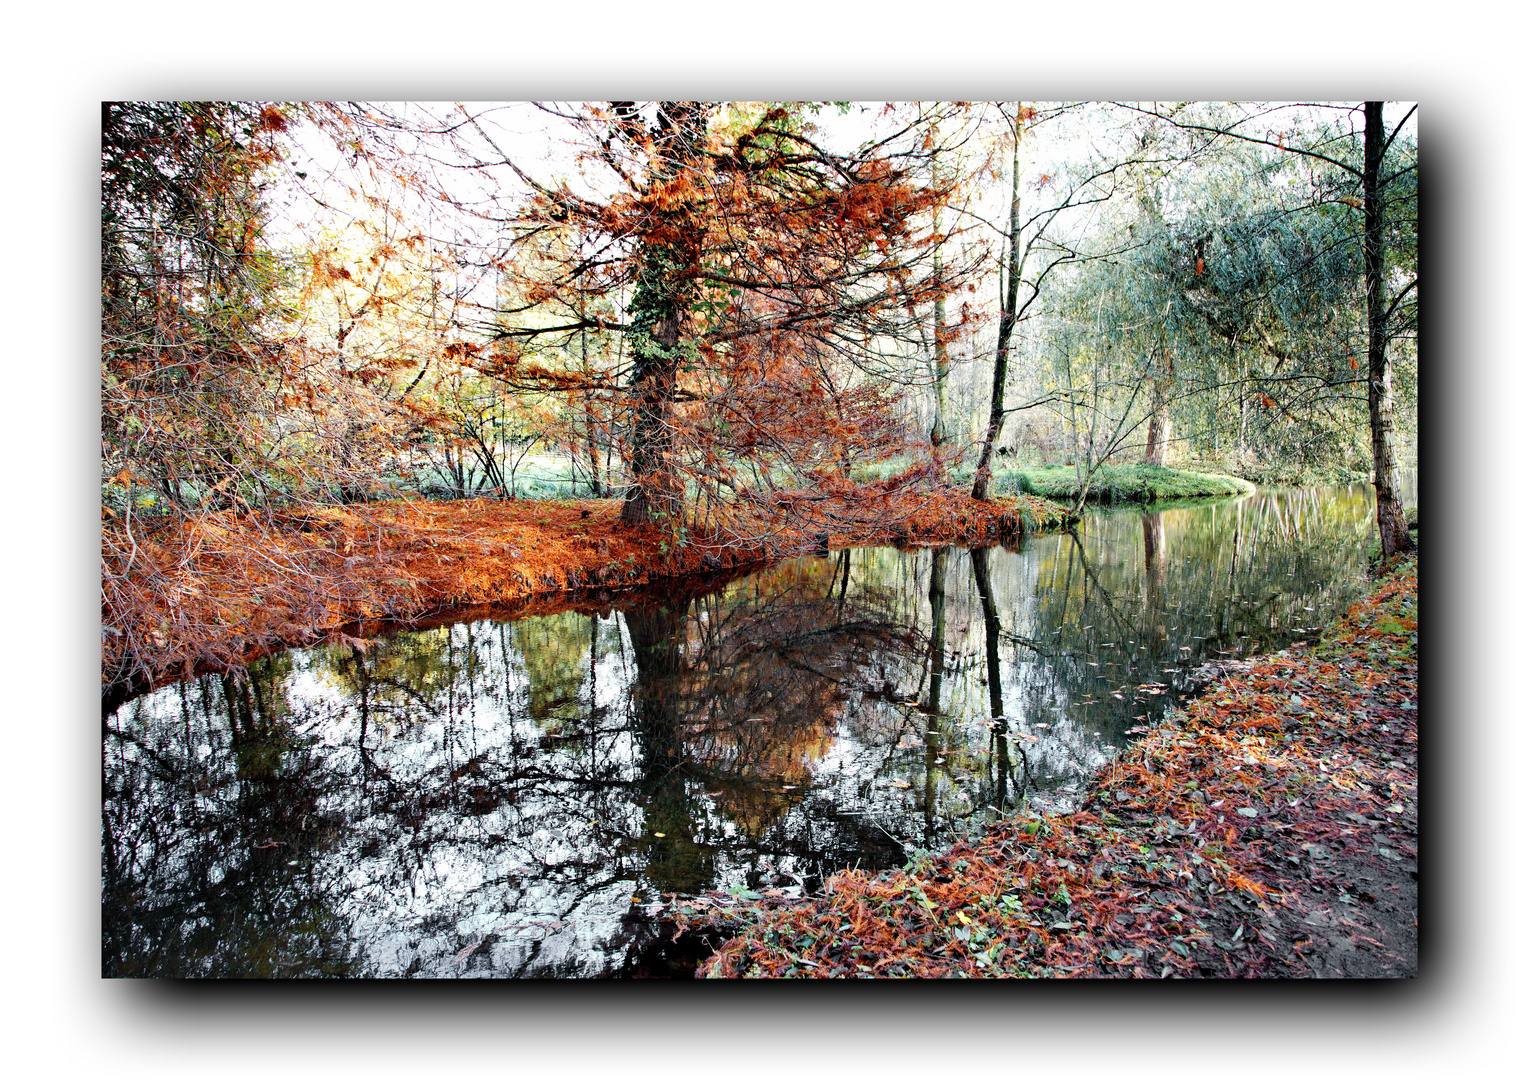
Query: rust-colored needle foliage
102 487 1066 709
475 102 983 530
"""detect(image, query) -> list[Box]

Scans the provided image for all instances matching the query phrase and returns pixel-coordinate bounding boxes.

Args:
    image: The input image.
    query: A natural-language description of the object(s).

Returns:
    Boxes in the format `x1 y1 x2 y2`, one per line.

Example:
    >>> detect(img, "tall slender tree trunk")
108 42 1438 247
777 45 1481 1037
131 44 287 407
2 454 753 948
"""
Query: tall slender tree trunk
929 137 950 451
971 107 1022 501
1363 101 1413 558
585 398 602 497
582 327 603 497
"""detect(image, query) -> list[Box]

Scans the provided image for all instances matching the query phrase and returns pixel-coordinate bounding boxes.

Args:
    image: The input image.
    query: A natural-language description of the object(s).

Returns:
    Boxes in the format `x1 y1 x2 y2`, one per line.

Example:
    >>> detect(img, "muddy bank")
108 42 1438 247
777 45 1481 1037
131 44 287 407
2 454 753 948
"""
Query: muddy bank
677 556 1418 977
102 489 1067 712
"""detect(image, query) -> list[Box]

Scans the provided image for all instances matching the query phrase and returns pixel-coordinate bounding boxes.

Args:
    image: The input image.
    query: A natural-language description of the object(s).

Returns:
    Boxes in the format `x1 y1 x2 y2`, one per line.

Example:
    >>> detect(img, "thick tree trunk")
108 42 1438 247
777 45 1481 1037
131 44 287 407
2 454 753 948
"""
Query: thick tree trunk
620 312 683 526
1143 347 1174 467
1363 102 1413 559
620 103 707 528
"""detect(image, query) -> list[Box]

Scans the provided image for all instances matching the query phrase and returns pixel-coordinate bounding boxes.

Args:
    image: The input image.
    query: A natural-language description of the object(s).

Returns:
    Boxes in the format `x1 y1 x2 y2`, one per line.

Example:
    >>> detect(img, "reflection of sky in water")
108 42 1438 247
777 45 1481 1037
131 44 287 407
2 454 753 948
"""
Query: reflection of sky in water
104 484 1380 977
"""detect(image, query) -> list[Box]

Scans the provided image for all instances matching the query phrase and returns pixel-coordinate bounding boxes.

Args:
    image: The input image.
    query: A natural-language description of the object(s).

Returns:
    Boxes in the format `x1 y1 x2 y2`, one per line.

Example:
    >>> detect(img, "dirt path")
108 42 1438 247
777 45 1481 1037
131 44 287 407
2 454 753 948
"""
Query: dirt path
679 557 1418 978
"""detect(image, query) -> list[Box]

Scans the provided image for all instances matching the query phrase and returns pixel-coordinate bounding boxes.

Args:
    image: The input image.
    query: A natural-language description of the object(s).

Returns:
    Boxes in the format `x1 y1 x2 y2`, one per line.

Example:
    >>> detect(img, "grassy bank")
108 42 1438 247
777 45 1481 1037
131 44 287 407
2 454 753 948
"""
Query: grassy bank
679 557 1417 978
102 485 1068 707
991 463 1255 503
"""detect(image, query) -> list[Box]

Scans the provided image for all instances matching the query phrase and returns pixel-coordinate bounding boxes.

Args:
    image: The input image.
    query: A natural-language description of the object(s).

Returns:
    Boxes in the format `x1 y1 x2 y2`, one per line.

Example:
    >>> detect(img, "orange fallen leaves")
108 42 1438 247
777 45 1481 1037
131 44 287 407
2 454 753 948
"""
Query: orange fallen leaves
103 488 1066 704
679 557 1418 979
1228 873 1268 899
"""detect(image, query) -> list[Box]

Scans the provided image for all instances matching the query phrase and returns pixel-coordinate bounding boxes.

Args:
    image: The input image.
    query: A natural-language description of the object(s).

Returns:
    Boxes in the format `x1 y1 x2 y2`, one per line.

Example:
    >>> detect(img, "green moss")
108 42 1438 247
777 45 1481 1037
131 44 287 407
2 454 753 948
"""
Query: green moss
992 464 1254 504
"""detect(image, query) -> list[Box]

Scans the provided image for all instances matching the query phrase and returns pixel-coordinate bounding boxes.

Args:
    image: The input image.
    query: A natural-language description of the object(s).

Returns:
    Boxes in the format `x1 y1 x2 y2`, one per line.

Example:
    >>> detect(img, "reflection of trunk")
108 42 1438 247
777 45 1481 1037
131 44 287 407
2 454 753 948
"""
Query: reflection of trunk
1227 501 1243 593
1142 511 1168 651
969 548 1003 719
924 548 948 836
1362 102 1413 558
349 644 385 779
624 594 714 894
625 599 690 740
1142 511 1167 595
1069 530 1135 641
927 548 948 714
970 547 1014 809
832 548 852 621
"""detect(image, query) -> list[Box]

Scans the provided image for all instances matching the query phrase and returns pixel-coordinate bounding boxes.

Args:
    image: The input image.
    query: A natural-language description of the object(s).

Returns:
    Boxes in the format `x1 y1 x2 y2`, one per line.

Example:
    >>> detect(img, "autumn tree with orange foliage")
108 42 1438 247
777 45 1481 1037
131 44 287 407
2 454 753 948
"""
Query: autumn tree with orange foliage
449 102 978 532
101 102 458 703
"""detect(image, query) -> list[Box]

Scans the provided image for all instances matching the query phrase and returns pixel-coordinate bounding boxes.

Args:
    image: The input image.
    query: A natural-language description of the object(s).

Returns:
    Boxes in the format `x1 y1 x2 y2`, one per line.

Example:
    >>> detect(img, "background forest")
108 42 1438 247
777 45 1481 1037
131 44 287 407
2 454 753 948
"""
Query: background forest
101 100 1417 534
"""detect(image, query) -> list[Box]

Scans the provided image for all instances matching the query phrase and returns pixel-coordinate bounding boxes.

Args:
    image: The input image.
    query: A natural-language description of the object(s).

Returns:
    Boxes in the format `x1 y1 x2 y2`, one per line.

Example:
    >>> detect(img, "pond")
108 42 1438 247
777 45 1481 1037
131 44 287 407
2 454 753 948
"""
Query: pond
102 483 1396 977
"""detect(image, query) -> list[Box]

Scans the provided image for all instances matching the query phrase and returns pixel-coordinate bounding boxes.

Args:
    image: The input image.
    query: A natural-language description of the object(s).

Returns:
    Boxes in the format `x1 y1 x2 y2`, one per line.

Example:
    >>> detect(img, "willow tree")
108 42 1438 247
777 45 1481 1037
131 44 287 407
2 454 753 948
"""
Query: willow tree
437 101 962 529
1115 101 1417 559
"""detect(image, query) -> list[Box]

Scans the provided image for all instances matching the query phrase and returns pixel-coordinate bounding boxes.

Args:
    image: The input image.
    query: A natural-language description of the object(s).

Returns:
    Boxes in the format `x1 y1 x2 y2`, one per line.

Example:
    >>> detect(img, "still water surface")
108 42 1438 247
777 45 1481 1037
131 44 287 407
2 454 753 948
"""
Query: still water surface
103 484 1393 977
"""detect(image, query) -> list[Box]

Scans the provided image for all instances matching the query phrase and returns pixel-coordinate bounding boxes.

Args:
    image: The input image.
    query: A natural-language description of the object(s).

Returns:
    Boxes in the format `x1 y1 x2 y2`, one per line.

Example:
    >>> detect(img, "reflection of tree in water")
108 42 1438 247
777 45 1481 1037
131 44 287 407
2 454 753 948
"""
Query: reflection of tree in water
103 485 1384 976
865 486 1380 810
103 557 931 976
621 557 926 894
970 546 1023 814
102 661 363 977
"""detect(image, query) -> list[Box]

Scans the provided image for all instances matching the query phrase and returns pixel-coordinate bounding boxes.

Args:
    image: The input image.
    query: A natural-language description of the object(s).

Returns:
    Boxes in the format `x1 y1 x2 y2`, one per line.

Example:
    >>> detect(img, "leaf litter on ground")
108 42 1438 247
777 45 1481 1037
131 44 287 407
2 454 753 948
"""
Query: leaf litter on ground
673 556 1418 978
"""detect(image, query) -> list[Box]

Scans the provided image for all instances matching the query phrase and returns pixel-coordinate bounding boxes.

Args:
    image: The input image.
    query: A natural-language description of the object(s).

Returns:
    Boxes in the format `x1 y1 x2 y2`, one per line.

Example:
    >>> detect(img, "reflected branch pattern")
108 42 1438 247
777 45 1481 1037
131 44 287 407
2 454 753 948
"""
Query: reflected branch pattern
104 484 1380 977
